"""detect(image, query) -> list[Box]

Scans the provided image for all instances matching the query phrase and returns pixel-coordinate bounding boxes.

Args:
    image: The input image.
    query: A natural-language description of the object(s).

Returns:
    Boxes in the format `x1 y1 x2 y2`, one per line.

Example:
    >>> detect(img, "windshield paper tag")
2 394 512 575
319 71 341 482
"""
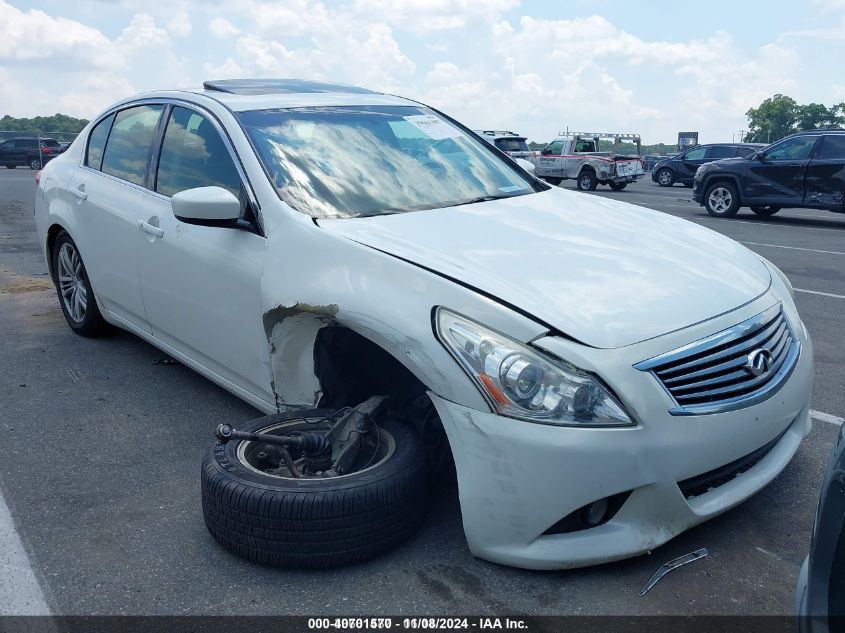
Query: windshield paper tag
403 115 462 140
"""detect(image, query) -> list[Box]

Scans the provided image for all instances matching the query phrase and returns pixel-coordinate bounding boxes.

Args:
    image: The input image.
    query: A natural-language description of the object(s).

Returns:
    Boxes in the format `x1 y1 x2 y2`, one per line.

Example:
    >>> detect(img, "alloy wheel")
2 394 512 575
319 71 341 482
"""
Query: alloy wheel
57 242 88 323
708 187 733 214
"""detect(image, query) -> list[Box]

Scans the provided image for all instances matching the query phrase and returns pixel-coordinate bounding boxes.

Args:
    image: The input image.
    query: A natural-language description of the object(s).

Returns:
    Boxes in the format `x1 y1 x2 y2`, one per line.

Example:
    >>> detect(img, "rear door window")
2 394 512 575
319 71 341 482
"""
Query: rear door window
154 106 242 198
707 145 734 159
101 105 164 186
815 135 845 159
735 146 758 157
684 147 707 160
86 114 114 171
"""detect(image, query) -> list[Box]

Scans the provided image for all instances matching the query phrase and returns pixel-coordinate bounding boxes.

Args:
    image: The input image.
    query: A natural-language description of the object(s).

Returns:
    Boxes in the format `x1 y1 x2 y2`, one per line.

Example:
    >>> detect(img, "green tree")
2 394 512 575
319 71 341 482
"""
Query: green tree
745 94 798 143
0 114 89 140
795 103 841 130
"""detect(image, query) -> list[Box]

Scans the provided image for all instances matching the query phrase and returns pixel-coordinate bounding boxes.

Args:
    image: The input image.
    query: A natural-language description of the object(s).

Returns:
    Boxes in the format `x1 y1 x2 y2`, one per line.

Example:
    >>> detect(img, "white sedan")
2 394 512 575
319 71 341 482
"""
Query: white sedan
34 79 813 570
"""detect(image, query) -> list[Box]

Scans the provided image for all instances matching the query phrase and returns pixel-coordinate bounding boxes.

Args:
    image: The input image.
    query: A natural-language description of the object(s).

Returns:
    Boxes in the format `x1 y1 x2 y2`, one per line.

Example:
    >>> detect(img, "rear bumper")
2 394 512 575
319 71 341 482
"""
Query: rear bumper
431 310 813 570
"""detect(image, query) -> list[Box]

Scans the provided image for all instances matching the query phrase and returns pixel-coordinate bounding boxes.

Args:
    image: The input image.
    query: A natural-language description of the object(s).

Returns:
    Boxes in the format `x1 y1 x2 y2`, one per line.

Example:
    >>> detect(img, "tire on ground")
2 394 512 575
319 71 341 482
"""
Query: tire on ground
704 180 741 218
609 181 627 191
577 170 597 191
655 168 674 187
201 411 429 569
52 230 109 337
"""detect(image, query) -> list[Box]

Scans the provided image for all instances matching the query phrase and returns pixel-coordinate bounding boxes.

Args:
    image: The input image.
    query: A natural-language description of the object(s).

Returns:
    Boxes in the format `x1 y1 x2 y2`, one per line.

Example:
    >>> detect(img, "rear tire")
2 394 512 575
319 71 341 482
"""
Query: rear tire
201 413 429 569
5 164 16 169
543 177 562 186
655 168 674 187
704 181 740 218
52 231 108 337
609 181 627 191
577 171 597 191
750 205 781 217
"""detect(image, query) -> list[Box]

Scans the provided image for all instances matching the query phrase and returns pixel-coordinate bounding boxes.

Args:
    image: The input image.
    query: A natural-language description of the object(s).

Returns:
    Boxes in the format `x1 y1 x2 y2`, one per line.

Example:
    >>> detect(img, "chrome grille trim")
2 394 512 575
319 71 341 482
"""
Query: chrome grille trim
634 304 800 416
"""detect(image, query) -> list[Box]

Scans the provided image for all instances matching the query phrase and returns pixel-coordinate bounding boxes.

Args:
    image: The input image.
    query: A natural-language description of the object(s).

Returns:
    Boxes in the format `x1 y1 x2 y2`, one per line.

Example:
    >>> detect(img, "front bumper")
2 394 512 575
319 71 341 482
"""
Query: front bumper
431 299 813 570
692 179 704 204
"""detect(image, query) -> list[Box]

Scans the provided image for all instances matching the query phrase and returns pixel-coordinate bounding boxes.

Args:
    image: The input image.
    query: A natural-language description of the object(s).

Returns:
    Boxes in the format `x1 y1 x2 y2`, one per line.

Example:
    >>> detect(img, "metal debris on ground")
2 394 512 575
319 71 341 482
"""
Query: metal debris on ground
639 548 709 596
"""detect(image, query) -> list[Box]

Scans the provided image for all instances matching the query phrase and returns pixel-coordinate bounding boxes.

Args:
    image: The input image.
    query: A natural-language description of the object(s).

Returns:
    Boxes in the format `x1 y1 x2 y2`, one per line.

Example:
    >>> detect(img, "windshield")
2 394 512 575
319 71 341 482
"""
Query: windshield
495 138 529 152
238 105 537 218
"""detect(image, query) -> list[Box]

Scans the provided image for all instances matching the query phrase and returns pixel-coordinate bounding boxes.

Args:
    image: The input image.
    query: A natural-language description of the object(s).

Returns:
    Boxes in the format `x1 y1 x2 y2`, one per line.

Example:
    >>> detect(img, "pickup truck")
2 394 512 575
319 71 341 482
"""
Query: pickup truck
529 132 644 191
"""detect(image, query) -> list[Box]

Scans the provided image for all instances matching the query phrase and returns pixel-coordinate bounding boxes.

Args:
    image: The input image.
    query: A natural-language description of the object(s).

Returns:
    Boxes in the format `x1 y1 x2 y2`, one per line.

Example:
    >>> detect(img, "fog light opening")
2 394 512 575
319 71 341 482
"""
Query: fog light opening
582 498 610 527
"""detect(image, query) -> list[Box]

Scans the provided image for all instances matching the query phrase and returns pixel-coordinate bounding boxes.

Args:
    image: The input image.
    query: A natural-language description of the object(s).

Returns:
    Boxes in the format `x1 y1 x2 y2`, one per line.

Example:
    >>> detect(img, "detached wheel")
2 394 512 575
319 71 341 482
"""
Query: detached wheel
29 158 41 170
577 170 597 191
52 231 108 337
751 205 781 217
609 181 627 191
201 410 428 569
704 181 740 217
655 168 674 187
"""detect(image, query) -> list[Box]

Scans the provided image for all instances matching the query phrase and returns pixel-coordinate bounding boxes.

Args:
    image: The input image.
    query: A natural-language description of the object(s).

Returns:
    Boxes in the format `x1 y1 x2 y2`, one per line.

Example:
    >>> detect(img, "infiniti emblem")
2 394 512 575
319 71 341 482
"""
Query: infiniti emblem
745 348 773 377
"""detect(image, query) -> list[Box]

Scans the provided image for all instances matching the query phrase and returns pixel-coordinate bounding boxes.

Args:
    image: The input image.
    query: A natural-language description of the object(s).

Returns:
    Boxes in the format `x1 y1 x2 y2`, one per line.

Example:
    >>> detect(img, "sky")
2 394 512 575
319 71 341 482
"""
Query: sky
1 0 844 144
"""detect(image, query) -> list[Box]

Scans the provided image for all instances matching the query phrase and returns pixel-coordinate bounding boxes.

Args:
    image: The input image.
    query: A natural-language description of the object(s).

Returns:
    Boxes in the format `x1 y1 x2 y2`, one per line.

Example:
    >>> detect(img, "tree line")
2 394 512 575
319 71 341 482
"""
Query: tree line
745 95 845 143
0 113 89 136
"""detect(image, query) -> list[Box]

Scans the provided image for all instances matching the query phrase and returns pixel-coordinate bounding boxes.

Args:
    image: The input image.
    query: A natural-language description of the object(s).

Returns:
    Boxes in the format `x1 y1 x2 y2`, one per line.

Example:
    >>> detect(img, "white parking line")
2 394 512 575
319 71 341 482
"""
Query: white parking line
0 489 50 615
795 288 845 300
740 242 845 257
811 410 845 426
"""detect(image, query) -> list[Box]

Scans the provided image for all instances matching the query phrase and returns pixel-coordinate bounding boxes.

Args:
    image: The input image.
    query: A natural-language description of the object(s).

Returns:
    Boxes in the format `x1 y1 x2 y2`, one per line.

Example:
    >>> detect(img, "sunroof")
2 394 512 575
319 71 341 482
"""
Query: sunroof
202 79 375 96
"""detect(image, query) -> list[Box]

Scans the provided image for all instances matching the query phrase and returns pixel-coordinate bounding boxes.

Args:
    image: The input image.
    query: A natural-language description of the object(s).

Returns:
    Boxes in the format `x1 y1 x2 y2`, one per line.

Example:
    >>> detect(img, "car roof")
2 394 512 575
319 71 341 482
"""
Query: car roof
792 128 845 136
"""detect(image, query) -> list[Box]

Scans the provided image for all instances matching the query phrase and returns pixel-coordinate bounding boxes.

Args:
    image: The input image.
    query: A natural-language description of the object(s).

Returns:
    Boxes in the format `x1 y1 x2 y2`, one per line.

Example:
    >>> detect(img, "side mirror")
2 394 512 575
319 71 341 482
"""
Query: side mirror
753 151 767 162
540 148 551 155
171 186 241 223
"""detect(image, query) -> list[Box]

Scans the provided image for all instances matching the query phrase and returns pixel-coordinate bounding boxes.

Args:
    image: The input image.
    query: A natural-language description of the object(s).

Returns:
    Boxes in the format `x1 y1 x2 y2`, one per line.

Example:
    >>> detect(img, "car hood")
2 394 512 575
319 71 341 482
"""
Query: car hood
318 189 771 348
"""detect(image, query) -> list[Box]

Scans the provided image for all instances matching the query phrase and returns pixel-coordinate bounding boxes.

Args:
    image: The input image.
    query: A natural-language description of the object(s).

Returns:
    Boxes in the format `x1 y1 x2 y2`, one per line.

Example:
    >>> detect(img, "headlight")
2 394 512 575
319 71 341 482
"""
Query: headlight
759 256 794 299
435 308 634 427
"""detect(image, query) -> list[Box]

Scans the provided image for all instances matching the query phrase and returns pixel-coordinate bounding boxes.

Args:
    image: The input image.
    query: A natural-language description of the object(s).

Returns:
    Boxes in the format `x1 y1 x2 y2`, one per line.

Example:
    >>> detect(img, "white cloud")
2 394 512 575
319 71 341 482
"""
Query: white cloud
208 16 240 38
0 0 120 68
116 13 170 53
167 7 192 37
354 0 520 33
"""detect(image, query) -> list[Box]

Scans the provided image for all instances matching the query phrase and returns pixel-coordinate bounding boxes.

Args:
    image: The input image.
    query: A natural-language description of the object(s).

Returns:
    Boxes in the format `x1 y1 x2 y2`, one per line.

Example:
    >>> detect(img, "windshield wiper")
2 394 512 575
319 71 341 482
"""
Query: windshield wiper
443 193 516 208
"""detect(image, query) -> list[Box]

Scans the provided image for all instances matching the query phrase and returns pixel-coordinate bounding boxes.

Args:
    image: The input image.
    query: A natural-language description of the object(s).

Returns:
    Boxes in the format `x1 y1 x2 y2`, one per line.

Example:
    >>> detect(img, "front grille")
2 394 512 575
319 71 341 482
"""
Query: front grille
635 304 800 415
678 428 786 498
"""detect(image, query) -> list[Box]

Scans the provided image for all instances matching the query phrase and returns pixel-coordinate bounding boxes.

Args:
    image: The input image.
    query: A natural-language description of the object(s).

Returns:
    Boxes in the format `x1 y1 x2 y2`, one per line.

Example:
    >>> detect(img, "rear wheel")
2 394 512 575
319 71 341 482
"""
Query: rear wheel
5 164 16 169
52 231 108 337
704 181 740 218
577 171 597 191
609 181 627 191
750 205 781 217
656 168 674 187
543 177 562 186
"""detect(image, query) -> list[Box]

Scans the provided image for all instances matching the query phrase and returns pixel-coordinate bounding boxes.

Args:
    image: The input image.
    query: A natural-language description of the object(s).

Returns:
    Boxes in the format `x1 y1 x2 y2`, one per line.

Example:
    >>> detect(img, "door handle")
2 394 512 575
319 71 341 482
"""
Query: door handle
137 220 164 238
70 186 87 200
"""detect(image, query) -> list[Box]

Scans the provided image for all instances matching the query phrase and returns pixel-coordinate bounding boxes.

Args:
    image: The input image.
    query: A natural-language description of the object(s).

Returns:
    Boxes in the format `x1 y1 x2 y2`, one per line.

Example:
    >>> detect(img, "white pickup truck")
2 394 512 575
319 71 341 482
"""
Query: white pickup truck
529 132 644 191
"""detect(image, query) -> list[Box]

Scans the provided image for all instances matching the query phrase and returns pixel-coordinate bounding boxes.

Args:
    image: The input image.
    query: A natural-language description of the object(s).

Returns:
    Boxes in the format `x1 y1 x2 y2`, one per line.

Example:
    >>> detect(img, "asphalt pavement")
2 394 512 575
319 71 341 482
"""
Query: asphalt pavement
0 168 843 616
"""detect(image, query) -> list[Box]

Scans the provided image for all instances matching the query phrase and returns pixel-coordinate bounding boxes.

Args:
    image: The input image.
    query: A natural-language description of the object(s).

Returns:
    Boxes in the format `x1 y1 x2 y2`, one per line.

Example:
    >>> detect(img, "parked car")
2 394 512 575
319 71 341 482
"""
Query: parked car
693 130 845 217
0 137 63 169
529 132 644 190
795 421 844 632
34 79 812 571
652 143 765 187
474 129 533 160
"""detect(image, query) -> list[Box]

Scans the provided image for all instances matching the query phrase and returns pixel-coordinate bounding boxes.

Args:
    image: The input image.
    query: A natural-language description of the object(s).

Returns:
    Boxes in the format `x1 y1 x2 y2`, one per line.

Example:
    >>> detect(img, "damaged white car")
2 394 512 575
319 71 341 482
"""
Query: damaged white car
34 79 813 570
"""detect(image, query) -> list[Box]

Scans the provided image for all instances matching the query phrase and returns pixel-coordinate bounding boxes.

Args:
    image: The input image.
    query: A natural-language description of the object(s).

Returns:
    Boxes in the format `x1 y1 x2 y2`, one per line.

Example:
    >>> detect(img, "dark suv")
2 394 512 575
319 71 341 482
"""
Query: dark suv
693 130 845 218
652 143 765 187
0 137 62 170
